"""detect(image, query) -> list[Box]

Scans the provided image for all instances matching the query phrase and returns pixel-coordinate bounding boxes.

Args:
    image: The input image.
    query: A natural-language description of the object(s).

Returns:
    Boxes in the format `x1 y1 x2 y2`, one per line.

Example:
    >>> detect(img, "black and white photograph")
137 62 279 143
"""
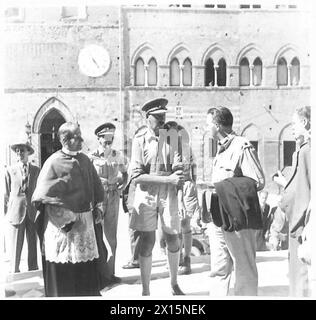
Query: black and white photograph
0 0 315 303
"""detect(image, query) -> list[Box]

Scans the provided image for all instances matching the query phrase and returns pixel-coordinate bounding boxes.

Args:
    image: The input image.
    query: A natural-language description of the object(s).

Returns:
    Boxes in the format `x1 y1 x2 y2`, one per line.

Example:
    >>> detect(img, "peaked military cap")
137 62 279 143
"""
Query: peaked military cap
94 122 116 136
141 98 168 116
11 141 34 155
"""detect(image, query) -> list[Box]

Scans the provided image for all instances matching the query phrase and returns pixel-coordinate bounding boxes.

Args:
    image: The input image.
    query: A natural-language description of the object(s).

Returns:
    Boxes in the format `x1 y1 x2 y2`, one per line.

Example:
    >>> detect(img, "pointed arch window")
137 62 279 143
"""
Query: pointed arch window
170 58 180 86
253 57 262 86
209 138 218 158
135 57 145 86
205 58 215 86
217 58 226 87
283 140 296 167
148 58 157 86
290 57 300 86
183 58 192 86
250 141 258 152
277 57 288 86
240 58 250 86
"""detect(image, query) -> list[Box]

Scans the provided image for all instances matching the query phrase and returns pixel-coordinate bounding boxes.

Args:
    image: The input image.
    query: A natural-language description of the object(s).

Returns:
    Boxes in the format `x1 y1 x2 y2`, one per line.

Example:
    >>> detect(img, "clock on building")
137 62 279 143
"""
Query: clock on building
78 44 111 77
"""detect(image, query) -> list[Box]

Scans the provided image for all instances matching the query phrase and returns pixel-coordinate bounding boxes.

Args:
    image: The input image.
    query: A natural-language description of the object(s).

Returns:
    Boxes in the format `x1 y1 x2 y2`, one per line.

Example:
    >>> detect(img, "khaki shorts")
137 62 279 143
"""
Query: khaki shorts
129 182 180 234
182 180 200 218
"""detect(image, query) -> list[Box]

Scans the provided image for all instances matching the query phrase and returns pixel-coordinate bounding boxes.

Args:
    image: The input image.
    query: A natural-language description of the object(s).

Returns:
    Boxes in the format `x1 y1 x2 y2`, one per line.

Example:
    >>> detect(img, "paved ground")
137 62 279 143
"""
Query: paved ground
1 208 290 299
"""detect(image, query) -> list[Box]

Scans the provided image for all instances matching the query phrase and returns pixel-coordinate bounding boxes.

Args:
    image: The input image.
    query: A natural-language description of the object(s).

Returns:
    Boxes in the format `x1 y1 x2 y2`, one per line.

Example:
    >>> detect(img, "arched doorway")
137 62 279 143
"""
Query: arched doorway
279 123 296 180
39 108 66 166
241 124 261 156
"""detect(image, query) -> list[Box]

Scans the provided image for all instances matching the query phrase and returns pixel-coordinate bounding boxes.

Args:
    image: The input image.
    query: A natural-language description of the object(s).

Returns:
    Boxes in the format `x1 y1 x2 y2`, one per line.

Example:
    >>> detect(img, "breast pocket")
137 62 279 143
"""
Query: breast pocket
94 160 108 177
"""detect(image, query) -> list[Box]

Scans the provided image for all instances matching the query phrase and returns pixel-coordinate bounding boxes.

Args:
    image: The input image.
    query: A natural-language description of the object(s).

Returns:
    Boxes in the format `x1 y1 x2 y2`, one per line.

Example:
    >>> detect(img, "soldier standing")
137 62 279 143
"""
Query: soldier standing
90 122 128 285
128 98 185 296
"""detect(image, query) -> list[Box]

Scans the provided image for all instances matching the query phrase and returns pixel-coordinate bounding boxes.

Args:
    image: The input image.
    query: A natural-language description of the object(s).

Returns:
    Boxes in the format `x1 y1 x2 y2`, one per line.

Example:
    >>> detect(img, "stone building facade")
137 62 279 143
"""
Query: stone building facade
2 3 311 193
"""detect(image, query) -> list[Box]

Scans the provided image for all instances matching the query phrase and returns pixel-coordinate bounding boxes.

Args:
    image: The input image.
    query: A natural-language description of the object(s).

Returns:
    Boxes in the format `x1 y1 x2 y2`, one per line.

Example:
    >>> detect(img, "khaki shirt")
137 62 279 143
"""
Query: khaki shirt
212 133 265 191
90 147 127 188
129 126 178 216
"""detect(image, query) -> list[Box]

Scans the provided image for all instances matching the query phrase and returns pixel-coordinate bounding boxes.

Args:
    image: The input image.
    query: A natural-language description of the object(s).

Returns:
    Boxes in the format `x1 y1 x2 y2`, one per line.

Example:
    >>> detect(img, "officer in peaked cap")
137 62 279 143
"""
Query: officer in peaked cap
139 98 168 137
127 97 186 296
90 121 128 286
141 97 168 116
94 122 116 137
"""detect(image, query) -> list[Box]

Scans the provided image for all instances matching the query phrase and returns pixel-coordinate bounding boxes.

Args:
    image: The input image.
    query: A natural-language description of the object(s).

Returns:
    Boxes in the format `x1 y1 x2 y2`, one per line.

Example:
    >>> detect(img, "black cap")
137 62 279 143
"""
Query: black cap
94 122 116 136
141 98 168 116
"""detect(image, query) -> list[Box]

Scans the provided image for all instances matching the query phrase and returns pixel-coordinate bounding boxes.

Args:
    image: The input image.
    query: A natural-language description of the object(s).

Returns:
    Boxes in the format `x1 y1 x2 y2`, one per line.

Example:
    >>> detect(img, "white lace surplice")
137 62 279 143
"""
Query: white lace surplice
43 205 99 264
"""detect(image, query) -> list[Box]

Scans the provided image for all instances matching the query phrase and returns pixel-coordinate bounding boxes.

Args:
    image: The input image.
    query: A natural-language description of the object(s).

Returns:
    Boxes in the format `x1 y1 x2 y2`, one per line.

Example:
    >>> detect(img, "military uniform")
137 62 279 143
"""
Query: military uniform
129 125 180 234
90 124 127 281
127 97 185 296
90 122 127 283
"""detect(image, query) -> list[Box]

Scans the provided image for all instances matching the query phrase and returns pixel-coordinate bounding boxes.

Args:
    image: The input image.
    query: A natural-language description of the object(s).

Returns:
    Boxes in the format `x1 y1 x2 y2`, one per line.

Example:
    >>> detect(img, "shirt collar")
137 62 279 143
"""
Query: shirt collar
218 131 236 153
18 161 29 169
97 146 113 157
218 131 236 146
62 147 80 157
145 127 159 143
97 146 105 156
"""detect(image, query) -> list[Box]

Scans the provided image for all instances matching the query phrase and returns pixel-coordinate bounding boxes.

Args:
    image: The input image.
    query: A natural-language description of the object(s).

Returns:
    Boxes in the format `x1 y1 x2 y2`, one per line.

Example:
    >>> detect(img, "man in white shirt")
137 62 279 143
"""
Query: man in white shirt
206 106 265 296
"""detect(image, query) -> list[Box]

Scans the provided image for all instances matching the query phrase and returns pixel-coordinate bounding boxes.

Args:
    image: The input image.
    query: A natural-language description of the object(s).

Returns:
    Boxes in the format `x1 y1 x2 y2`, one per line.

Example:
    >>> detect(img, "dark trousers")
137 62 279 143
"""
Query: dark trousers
7 215 38 273
94 222 109 290
44 259 101 297
289 236 310 297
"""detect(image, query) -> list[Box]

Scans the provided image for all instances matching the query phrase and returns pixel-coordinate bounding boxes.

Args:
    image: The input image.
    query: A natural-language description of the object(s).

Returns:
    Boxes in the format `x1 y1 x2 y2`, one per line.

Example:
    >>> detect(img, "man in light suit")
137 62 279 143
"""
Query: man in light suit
274 106 311 297
4 141 40 273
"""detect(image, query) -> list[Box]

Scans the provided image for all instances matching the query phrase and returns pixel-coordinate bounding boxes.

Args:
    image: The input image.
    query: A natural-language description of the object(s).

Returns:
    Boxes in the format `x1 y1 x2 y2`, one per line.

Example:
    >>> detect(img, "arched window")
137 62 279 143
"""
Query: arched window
250 141 258 152
148 58 157 86
253 57 262 86
279 124 296 173
240 57 250 86
290 57 300 86
135 57 145 86
183 58 192 86
283 140 296 167
217 58 226 87
205 58 215 86
242 124 261 158
209 138 218 158
277 57 288 86
170 58 180 86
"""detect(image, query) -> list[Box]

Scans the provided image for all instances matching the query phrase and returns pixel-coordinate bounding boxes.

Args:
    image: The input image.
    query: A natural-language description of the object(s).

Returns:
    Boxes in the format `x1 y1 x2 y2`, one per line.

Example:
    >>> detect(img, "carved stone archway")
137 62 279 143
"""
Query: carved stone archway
32 97 74 166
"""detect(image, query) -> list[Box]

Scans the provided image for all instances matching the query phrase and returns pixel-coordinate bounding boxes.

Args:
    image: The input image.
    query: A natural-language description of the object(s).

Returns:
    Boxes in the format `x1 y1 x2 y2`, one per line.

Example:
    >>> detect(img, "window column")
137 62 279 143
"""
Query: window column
287 65 291 87
250 65 254 87
144 64 149 87
214 65 218 87
180 64 184 87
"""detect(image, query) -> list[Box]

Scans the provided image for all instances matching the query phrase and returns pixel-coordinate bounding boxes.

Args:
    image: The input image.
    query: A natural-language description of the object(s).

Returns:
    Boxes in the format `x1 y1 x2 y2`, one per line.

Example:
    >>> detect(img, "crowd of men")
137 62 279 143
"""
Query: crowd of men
4 98 311 297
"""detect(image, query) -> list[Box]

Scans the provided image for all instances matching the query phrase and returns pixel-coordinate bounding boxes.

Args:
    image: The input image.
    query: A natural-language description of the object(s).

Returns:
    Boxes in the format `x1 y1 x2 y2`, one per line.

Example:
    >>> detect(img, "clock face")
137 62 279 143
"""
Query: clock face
78 44 111 77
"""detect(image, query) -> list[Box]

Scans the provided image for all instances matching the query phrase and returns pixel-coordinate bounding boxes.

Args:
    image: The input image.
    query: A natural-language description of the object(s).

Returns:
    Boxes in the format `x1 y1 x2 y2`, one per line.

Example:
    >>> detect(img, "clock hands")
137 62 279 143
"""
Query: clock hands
91 56 100 69
79 45 110 77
